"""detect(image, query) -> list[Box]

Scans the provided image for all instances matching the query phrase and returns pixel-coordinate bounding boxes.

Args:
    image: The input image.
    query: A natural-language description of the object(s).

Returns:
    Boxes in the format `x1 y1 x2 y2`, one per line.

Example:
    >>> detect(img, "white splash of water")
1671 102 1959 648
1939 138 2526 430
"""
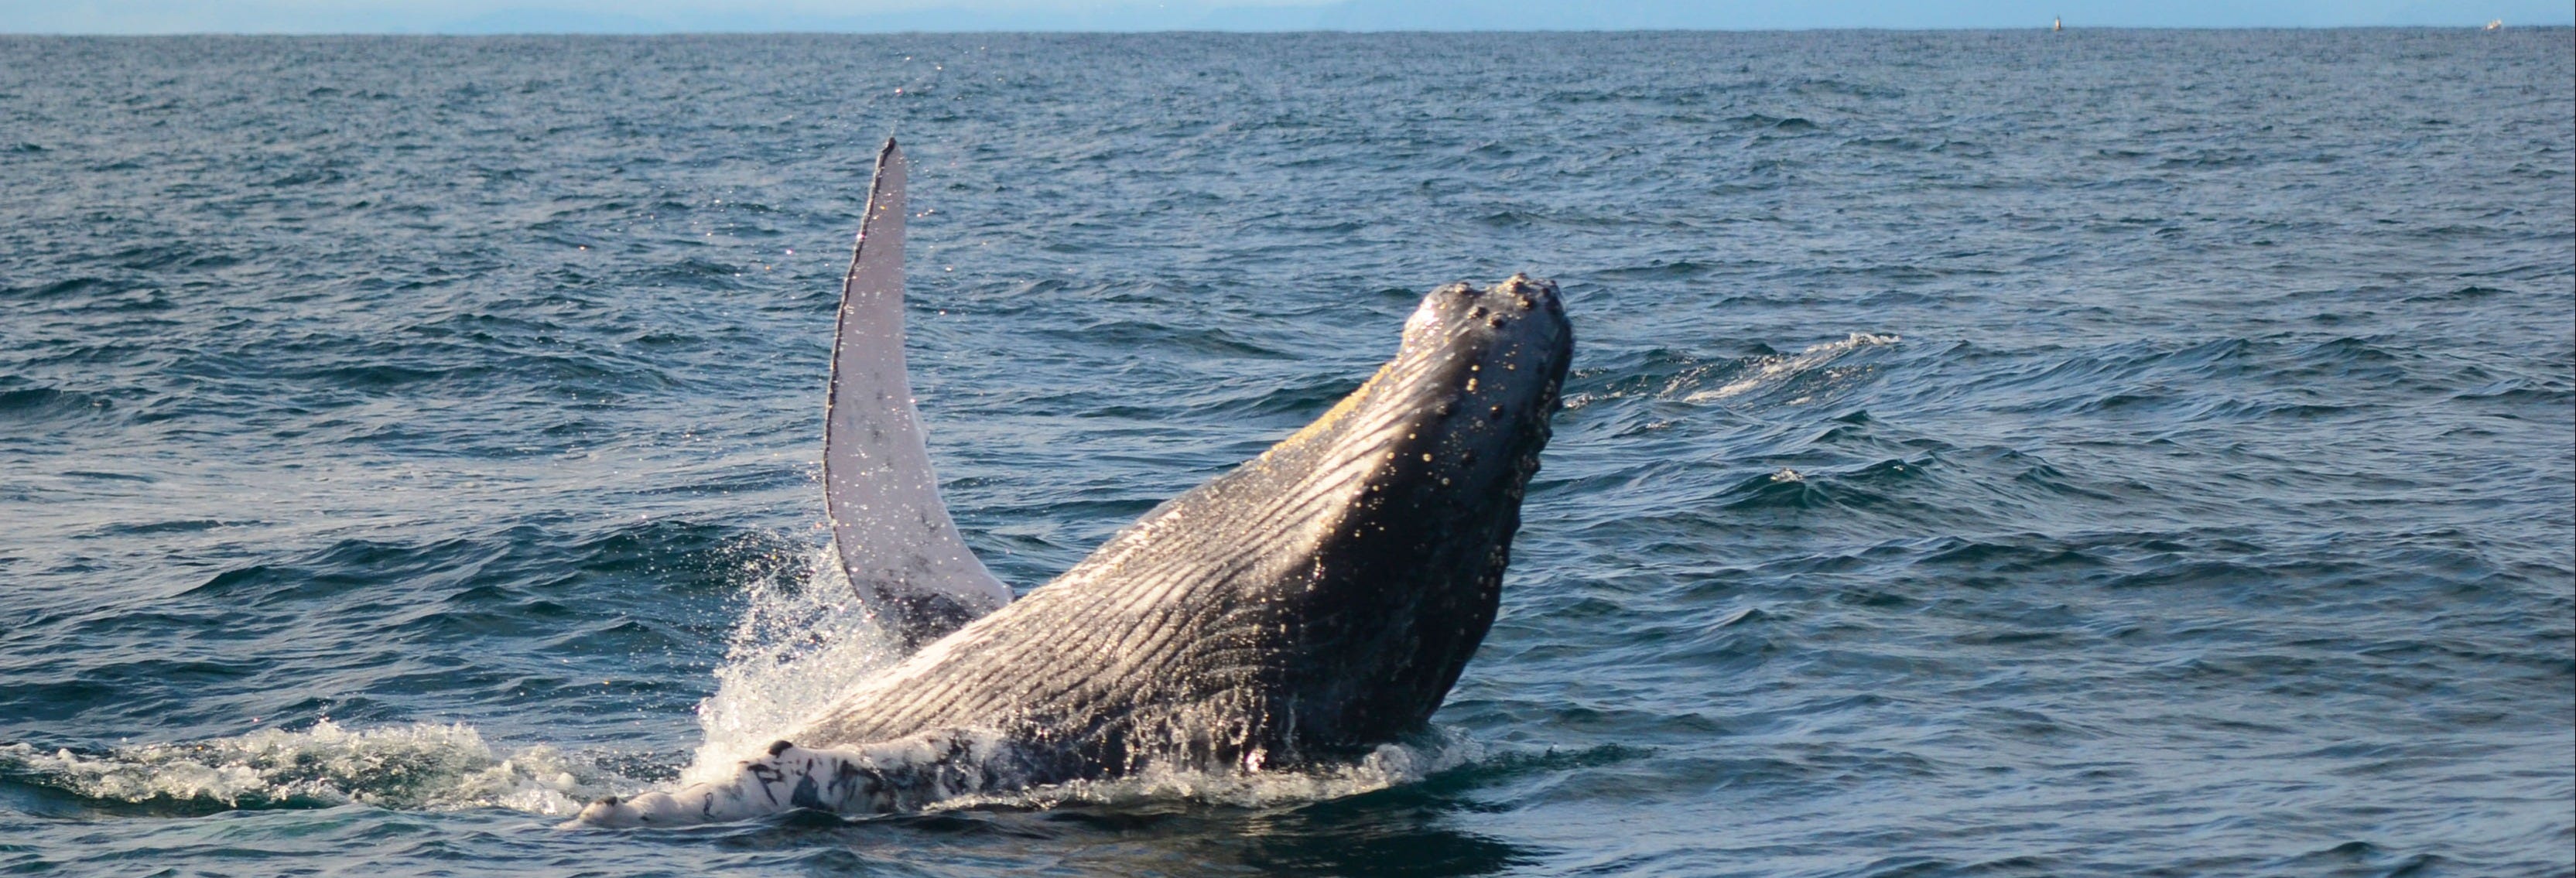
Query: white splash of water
681 545 905 787
9 543 1493 823
944 729 1487 812
1685 332 1899 402
0 719 611 815
0 547 915 818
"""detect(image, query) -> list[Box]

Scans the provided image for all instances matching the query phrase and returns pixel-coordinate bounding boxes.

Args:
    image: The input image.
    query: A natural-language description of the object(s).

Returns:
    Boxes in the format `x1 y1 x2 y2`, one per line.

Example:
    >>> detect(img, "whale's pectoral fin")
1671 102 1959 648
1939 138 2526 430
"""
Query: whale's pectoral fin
825 138 1013 648
563 732 1025 828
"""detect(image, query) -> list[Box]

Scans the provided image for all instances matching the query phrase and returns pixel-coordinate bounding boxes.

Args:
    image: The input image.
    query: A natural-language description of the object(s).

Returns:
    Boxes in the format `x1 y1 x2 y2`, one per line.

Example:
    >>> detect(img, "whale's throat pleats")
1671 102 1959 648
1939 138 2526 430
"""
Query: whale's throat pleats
797 284 1566 777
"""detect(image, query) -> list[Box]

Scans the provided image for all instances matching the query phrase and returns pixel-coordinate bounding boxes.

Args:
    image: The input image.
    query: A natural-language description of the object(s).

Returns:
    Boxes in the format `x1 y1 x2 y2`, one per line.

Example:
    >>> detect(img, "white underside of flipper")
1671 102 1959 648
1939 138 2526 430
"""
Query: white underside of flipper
824 139 1013 642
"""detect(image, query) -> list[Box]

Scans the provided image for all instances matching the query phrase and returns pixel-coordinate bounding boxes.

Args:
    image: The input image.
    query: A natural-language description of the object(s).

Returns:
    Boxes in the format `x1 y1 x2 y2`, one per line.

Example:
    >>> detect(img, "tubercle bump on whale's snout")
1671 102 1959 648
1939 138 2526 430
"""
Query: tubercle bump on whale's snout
1391 275 1572 430
1404 273 1567 352
1344 274 1571 524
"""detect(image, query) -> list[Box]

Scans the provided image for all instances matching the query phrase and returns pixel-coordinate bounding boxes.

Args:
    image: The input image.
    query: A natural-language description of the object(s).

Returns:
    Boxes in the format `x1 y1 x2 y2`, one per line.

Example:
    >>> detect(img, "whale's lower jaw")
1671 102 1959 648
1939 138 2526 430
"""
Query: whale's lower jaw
576 277 1571 826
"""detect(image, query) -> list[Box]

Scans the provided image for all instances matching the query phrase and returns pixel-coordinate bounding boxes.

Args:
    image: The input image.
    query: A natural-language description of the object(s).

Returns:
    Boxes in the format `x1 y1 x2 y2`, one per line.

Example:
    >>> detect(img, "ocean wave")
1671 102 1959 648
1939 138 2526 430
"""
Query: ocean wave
0 720 624 816
1682 333 1900 404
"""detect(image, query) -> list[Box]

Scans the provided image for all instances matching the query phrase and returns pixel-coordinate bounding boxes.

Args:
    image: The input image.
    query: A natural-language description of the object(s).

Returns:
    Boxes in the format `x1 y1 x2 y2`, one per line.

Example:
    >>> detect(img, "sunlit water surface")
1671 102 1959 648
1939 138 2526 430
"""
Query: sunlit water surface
2 29 2570 877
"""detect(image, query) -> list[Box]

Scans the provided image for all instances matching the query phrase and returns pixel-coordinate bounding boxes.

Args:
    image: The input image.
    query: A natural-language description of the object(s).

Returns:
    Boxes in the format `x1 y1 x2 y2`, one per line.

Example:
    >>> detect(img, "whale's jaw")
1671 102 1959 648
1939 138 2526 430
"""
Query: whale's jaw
1248 273 1573 752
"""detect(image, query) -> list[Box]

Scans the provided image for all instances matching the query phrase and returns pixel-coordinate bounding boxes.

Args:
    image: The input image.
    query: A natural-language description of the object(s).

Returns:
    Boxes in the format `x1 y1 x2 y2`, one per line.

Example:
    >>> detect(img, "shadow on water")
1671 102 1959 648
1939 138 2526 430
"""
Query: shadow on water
936 746 1640 876
732 797 1543 878
1202 788 1538 877
678 757 1586 877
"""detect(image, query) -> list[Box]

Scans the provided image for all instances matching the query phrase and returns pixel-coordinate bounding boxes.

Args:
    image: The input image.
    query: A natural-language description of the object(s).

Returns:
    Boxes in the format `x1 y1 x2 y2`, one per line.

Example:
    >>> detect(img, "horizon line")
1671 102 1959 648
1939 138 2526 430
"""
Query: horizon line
5 23 2566 36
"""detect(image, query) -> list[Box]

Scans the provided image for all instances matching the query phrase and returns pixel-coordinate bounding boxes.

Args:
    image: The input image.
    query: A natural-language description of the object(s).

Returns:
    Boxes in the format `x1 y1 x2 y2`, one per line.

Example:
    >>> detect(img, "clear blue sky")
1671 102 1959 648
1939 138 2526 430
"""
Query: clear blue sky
2 0 2567 34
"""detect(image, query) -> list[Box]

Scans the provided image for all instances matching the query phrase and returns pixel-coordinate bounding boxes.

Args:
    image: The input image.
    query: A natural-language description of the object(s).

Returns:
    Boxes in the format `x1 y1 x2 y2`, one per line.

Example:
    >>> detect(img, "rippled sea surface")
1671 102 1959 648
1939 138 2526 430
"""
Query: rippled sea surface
2 29 2571 876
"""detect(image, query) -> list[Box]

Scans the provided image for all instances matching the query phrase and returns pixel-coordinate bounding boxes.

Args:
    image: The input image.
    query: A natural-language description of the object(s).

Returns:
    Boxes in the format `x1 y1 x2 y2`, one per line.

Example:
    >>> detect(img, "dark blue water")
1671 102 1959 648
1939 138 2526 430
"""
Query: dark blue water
2 29 2570 876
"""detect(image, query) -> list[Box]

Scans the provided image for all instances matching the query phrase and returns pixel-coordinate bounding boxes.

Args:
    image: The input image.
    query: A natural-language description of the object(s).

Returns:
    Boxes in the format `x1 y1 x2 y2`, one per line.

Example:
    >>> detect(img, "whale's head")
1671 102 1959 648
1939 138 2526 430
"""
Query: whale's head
1252 273 1572 749
1377 272 1575 514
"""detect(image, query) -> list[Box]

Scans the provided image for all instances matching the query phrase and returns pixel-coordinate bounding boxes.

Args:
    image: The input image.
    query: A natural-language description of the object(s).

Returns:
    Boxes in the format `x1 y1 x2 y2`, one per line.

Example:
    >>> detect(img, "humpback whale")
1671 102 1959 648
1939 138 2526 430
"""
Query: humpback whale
575 140 1572 826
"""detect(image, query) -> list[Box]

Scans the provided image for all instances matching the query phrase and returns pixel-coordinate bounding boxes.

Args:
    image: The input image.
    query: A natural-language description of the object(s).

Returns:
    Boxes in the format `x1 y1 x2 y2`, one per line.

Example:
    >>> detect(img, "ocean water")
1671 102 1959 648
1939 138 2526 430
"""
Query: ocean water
1 29 2570 876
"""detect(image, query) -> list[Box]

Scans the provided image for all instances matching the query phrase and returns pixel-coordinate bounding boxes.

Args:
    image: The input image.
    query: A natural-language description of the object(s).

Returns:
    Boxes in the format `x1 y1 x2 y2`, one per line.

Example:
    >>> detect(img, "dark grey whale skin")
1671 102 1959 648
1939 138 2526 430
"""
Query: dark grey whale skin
573 275 1572 825
792 274 1573 783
